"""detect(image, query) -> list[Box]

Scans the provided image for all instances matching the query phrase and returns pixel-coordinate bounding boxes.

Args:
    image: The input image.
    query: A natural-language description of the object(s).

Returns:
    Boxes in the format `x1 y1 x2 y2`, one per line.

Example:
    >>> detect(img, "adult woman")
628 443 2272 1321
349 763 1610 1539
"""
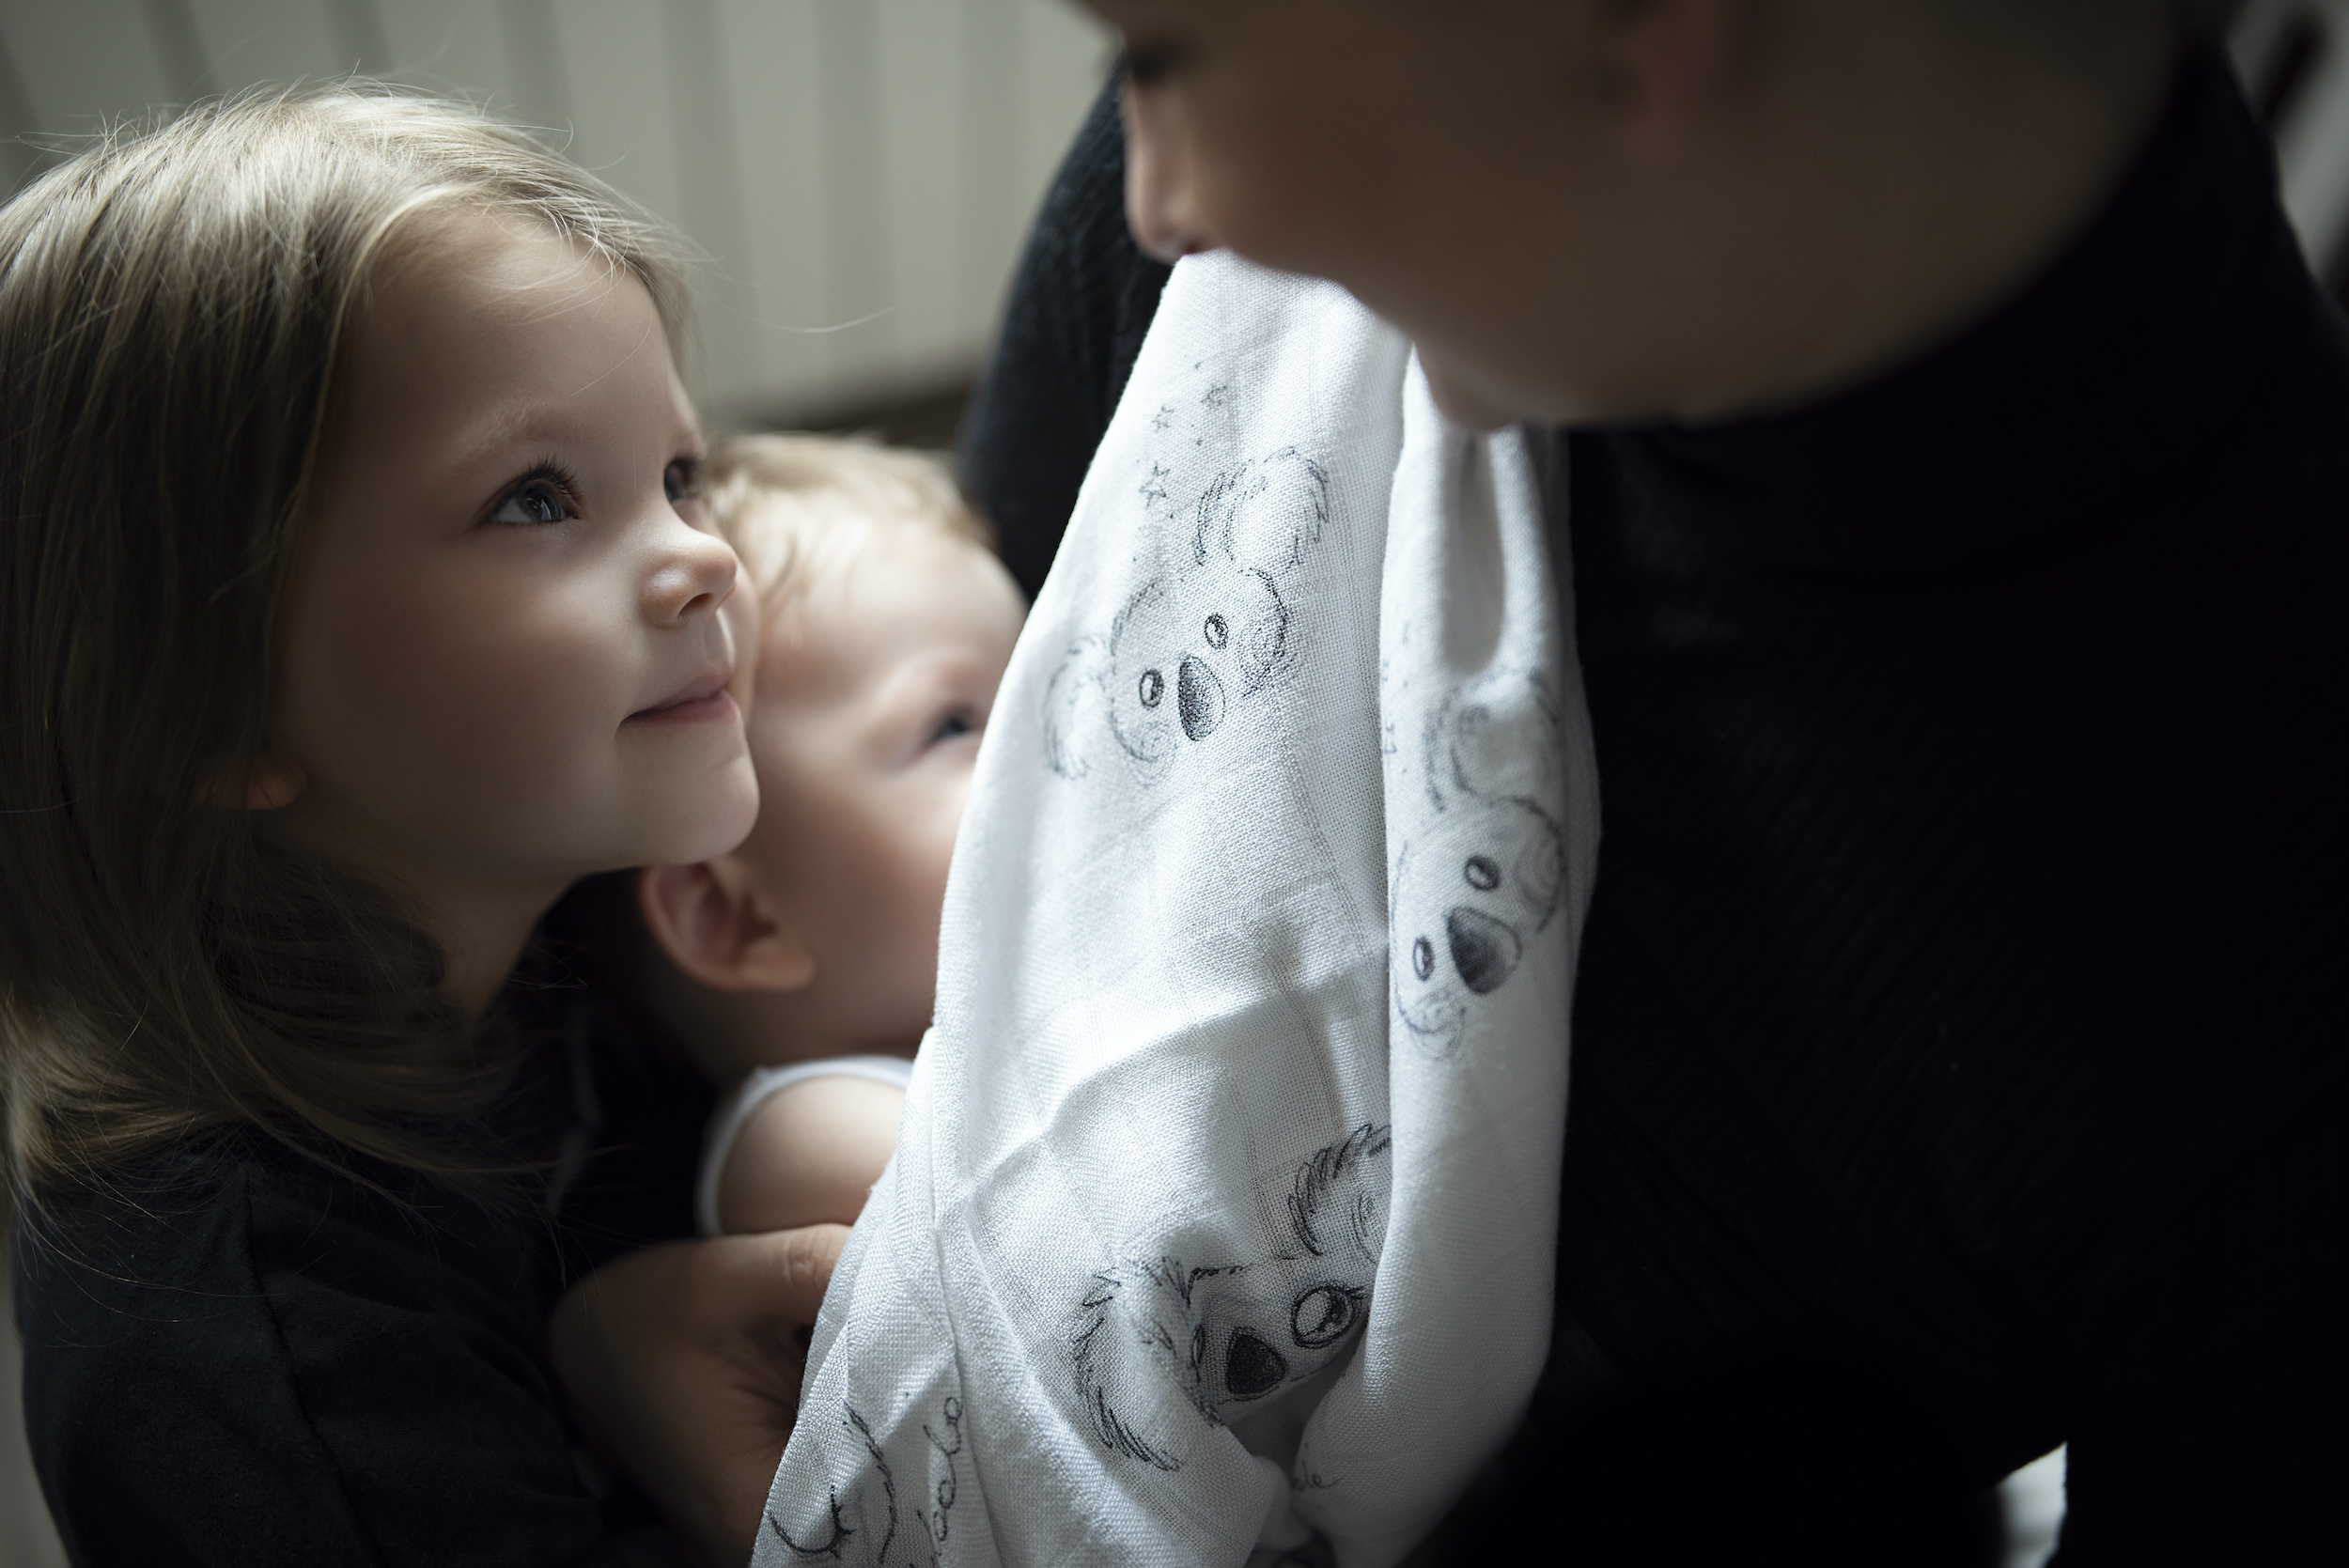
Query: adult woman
575 2 2341 1561
974 1 2341 1561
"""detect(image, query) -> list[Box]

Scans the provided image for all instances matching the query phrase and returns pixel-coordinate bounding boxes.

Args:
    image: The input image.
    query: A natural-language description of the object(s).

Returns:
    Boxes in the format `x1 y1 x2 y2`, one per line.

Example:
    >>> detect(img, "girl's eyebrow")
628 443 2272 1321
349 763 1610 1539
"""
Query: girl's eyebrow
440 403 599 470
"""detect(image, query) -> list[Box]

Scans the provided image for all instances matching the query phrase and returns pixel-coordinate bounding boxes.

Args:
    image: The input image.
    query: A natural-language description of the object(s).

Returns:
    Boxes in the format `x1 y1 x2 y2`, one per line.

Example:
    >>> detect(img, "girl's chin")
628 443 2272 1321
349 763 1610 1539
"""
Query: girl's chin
663 769 762 863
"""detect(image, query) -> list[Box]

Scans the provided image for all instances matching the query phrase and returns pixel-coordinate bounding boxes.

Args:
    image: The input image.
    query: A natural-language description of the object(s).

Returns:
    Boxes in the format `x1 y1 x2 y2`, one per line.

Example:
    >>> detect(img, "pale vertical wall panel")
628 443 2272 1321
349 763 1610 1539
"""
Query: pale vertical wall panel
661 0 761 411
548 0 682 226
0 0 1114 419
493 0 578 133
1021 0 1107 209
716 0 832 414
0 0 171 135
812 0 897 397
875 0 966 387
183 0 341 90
0 21 39 196
372 1 517 112
957 0 1027 349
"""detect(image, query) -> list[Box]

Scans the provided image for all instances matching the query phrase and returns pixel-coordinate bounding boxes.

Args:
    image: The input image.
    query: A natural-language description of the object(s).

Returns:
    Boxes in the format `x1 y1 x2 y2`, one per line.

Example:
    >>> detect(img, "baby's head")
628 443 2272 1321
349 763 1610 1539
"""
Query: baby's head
639 436 1025 1079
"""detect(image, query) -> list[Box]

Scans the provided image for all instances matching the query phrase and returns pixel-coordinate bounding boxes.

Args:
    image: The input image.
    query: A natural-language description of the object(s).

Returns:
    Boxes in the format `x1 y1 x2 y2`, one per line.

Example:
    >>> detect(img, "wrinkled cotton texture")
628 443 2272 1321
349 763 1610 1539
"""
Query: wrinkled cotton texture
754 254 1599 1568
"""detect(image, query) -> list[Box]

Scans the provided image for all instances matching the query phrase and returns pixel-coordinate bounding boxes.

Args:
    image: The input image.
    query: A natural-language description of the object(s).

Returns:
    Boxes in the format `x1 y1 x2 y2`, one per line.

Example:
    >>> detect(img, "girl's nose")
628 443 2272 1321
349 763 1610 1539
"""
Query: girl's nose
645 521 738 625
1122 83 1209 265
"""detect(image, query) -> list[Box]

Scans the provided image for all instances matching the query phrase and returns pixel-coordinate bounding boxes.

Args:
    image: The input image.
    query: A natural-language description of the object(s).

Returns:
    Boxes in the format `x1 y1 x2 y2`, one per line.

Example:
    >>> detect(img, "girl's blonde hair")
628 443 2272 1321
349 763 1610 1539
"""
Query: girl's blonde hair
0 85 691 1202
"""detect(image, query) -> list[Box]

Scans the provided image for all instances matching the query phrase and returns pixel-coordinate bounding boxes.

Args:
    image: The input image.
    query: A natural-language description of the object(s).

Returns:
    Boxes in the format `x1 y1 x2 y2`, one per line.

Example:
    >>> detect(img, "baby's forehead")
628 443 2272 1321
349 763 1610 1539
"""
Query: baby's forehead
741 502 996 685
741 499 970 612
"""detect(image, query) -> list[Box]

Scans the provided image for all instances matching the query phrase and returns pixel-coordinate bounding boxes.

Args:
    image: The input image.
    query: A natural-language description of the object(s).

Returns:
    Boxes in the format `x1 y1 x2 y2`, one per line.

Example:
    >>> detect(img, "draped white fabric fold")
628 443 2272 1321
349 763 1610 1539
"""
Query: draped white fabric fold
754 252 1600 1568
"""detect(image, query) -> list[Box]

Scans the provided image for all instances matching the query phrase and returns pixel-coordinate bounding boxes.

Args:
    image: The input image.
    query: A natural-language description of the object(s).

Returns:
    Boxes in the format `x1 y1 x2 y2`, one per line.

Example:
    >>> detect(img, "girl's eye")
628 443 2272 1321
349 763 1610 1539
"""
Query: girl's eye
929 710 978 746
664 458 700 506
489 474 575 527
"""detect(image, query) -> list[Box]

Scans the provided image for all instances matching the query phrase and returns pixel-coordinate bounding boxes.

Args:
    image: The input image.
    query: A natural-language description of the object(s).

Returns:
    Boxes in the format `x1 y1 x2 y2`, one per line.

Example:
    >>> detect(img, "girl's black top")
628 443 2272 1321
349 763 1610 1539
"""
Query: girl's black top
12 953 714 1566
964 53 2345 1566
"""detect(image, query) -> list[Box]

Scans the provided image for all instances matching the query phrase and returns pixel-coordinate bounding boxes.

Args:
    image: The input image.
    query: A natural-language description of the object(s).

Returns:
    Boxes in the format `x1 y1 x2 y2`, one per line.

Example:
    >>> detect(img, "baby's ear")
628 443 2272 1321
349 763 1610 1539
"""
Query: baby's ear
637 860 817 993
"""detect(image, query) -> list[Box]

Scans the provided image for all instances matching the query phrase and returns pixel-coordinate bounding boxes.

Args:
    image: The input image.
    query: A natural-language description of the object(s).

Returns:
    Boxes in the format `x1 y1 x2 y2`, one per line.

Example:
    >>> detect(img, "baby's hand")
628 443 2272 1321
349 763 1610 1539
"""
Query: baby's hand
714 1074 905 1234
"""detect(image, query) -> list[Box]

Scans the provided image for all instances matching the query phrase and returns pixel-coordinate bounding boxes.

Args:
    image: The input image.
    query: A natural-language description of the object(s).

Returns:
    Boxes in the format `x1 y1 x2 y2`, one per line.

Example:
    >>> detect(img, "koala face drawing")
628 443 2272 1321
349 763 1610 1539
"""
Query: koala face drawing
1390 799 1563 1049
1389 685 1567 1052
1072 1125 1388 1473
1046 449 1328 785
1104 568 1287 768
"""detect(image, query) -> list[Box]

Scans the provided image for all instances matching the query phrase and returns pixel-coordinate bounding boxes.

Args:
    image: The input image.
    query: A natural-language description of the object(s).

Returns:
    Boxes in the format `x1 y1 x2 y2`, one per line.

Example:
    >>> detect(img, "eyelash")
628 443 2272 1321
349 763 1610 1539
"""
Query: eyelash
488 454 704 527
930 708 978 745
488 461 581 527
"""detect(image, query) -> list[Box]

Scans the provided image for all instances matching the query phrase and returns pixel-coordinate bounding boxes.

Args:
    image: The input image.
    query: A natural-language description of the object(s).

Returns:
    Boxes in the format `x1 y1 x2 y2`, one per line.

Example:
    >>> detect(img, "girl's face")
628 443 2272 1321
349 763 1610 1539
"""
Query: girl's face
272 215 758 929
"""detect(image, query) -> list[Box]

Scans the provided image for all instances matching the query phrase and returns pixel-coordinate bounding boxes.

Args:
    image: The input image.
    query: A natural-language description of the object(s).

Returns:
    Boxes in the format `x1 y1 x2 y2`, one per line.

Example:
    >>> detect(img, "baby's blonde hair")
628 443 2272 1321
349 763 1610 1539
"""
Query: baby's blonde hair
706 434 996 636
0 85 691 1202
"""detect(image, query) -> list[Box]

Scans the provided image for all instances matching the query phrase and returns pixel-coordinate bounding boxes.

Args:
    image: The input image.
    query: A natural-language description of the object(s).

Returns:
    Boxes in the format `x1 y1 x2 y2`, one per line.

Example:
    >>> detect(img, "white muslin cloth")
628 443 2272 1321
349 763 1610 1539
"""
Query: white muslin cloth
753 253 1600 1568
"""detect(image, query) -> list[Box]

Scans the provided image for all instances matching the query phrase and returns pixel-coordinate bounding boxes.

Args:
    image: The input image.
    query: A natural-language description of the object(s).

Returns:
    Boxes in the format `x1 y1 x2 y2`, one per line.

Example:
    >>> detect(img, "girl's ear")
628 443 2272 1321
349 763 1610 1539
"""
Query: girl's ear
638 860 818 994
242 755 308 811
196 752 308 811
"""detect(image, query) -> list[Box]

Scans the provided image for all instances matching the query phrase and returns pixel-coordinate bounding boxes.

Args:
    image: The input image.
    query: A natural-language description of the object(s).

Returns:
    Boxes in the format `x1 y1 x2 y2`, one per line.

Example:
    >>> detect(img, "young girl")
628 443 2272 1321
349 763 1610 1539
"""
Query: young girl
0 87 762 1563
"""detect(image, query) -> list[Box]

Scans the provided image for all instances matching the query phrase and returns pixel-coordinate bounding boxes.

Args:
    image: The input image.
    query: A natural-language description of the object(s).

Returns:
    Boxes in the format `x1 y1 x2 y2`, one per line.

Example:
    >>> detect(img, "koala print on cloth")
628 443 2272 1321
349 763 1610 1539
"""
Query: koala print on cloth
1071 1126 1389 1475
754 256 1595 1568
1046 449 1329 785
1390 677 1567 1054
765 1394 966 1564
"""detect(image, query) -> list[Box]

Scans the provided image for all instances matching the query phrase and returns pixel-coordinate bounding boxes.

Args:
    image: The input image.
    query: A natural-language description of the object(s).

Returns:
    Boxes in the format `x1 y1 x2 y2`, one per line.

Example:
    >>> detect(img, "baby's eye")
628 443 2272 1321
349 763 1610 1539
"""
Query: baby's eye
929 709 978 746
663 457 701 506
489 473 575 527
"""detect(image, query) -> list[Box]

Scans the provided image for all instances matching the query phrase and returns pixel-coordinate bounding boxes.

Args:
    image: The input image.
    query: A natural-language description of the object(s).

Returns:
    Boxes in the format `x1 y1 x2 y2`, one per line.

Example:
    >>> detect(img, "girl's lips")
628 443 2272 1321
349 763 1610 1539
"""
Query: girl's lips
630 689 738 725
629 673 739 725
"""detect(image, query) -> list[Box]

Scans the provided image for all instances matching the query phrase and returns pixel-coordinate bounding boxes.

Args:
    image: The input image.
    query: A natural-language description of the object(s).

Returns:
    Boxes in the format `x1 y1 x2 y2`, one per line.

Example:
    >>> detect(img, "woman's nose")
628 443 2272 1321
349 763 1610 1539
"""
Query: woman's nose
1122 83 1208 264
645 520 738 625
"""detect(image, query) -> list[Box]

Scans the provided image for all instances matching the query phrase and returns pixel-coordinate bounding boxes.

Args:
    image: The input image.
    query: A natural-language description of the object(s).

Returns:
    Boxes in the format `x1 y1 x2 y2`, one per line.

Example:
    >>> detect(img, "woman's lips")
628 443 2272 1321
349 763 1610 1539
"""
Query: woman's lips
629 672 739 725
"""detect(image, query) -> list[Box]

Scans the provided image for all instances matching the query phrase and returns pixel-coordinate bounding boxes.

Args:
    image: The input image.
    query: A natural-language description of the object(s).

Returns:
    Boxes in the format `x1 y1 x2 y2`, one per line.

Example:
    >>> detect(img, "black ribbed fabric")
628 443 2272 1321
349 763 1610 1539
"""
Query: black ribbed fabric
1514 48 2347 1565
962 45 2345 1568
958 75 1171 602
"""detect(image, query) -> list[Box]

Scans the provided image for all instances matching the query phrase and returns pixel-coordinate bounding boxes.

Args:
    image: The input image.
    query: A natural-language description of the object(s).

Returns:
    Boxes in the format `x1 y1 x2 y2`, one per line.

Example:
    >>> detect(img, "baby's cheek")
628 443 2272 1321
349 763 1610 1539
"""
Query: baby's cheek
857 785 961 993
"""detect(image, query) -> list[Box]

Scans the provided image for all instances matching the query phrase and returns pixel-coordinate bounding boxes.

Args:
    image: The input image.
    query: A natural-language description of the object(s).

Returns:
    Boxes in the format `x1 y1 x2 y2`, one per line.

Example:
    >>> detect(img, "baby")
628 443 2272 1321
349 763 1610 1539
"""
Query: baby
634 433 1025 1236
